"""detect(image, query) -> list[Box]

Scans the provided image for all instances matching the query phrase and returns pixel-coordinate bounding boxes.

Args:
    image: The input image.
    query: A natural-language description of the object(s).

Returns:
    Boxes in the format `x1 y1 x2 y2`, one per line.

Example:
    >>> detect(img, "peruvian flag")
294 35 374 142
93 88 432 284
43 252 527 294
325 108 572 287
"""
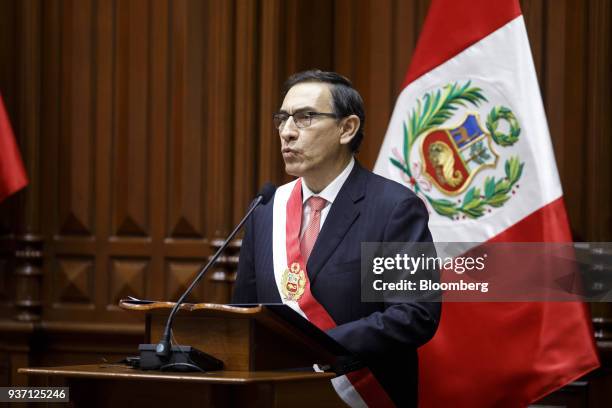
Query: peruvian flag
0 93 27 202
374 0 600 406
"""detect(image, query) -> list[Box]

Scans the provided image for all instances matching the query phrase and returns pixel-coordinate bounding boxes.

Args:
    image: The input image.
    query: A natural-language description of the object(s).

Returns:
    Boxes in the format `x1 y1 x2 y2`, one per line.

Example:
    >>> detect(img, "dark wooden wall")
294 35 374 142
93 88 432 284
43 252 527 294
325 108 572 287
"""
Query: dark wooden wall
0 0 610 399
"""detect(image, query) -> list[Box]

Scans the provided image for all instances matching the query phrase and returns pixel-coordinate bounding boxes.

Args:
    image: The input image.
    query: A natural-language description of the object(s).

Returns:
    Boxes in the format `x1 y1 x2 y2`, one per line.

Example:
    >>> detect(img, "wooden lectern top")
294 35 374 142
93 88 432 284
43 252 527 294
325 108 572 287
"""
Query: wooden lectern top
118 300 347 371
20 364 335 384
119 299 264 314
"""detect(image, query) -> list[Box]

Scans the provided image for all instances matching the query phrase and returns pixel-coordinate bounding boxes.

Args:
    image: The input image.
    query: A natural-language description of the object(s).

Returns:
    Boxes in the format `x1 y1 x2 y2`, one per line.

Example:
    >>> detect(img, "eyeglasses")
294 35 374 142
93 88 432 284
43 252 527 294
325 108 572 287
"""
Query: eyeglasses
273 111 338 130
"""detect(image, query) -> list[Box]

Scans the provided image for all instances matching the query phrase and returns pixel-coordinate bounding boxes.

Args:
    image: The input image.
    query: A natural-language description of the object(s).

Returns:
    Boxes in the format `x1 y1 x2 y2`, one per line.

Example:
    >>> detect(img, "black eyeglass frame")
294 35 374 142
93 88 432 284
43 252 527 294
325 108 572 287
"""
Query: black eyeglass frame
272 111 339 130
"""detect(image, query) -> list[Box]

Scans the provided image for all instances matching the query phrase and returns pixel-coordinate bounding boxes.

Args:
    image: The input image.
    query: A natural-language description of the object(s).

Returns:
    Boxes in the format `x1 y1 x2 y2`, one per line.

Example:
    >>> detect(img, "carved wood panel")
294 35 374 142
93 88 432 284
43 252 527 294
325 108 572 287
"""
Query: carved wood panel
0 0 608 326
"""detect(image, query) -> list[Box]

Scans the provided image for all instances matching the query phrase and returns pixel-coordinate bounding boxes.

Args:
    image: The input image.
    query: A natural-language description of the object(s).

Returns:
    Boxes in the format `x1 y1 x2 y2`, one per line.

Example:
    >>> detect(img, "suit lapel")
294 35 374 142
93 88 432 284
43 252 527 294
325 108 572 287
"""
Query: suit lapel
307 162 366 284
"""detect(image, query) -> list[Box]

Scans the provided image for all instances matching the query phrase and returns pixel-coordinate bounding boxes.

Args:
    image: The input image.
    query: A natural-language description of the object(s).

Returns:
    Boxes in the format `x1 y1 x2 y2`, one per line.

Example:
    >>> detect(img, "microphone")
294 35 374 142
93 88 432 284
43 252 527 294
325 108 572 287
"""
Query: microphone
257 182 277 205
138 183 276 372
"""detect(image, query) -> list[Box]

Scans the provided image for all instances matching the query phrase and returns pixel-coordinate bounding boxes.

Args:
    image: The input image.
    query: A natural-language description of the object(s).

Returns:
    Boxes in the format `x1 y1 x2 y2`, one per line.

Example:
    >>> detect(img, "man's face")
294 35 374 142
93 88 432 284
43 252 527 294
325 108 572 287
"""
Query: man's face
278 82 345 179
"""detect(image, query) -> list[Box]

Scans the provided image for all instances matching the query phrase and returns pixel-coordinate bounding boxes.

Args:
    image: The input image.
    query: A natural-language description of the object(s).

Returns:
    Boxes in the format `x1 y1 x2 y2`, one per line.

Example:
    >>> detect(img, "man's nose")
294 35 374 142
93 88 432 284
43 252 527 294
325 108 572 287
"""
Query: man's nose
279 116 299 141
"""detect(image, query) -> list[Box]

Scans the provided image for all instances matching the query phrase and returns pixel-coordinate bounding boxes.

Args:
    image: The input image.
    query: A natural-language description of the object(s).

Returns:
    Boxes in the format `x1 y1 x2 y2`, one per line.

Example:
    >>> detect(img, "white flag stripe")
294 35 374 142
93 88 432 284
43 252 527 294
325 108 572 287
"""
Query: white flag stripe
375 16 563 244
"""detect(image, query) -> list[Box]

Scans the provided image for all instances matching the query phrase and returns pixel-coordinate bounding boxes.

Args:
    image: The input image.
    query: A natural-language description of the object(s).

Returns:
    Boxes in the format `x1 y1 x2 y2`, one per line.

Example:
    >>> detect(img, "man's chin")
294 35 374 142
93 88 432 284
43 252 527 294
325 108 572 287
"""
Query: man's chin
283 163 303 178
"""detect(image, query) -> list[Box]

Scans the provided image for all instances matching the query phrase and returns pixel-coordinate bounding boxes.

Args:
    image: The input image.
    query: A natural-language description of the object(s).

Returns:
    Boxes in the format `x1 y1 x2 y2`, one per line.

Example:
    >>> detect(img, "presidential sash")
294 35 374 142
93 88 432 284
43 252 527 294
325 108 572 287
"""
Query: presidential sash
272 179 395 408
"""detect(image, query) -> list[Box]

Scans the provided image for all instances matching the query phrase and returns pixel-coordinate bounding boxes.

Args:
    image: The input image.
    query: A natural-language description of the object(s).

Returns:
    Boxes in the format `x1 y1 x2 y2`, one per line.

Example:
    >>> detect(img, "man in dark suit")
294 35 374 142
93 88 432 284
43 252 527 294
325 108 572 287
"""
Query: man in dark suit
232 70 440 407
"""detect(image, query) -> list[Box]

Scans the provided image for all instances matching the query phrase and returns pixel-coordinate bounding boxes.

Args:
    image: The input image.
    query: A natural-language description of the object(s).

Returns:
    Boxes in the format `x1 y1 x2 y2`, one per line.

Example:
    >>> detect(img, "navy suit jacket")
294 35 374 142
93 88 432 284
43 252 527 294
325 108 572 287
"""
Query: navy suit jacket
232 162 441 407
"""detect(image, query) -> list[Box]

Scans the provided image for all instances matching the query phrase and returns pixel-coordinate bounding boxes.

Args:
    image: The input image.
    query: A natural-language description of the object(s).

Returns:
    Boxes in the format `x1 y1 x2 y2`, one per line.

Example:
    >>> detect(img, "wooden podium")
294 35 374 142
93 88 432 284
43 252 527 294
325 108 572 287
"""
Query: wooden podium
19 302 347 407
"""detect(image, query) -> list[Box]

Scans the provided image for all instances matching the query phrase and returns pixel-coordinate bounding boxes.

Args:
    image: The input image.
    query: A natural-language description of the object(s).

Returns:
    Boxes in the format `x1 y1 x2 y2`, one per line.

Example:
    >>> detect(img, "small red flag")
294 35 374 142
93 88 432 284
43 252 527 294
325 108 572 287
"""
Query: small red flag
0 93 28 202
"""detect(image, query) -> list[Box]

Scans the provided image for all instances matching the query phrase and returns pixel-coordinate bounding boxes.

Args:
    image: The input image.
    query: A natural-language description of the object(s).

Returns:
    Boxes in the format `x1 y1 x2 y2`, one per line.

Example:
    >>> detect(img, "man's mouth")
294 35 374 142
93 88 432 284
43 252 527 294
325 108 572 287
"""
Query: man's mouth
282 148 300 158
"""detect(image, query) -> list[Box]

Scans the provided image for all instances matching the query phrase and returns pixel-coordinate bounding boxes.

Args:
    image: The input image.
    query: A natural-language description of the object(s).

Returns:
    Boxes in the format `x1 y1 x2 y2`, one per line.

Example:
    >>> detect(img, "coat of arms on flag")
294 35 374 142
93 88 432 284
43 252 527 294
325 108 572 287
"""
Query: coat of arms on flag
389 81 524 220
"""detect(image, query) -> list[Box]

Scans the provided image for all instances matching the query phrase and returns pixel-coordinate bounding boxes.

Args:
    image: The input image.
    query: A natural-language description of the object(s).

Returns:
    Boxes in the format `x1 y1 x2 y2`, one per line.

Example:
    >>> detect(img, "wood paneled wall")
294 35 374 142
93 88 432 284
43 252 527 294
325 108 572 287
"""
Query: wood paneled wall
0 0 610 389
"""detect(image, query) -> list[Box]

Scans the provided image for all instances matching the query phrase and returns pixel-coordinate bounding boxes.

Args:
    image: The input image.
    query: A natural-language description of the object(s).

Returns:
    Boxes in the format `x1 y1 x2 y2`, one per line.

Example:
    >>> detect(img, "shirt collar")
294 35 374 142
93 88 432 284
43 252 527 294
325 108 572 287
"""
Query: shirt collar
302 157 355 205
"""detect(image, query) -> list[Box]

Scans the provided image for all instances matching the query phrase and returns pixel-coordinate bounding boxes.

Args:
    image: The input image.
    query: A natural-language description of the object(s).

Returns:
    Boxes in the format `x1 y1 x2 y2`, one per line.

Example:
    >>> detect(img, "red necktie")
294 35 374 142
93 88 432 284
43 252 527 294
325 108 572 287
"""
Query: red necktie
300 196 327 263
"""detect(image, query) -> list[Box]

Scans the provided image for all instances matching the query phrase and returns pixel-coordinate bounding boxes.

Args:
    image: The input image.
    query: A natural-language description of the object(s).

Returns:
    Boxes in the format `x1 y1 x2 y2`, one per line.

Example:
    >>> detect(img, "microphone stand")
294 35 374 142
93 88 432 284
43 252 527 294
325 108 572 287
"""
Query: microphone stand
138 194 267 372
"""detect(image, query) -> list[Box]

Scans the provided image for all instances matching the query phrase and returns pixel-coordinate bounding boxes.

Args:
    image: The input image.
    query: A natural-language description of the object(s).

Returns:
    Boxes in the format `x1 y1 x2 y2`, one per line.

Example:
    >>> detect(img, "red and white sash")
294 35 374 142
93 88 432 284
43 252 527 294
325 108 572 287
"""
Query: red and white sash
272 179 395 408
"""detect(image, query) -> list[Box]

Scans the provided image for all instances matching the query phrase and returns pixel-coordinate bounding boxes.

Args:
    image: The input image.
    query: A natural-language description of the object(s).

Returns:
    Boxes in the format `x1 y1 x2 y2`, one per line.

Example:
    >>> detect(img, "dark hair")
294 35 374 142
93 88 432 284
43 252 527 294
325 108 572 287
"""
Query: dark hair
282 70 365 153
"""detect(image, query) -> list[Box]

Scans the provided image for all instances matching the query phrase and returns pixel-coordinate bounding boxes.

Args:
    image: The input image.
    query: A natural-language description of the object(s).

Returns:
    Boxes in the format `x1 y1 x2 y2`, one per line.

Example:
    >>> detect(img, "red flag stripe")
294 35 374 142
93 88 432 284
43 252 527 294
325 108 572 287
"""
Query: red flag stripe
418 198 599 407
403 0 522 87
490 196 572 243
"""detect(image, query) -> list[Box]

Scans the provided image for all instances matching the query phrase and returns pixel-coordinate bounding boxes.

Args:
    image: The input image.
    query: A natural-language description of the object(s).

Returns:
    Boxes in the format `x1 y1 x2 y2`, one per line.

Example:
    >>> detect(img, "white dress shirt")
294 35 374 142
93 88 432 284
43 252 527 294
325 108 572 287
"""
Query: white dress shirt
300 157 355 239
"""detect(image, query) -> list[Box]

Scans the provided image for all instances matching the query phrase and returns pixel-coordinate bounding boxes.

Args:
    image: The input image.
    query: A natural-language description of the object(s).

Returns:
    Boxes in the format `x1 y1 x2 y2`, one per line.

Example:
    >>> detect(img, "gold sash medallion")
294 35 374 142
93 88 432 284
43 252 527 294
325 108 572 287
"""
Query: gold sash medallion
281 262 306 301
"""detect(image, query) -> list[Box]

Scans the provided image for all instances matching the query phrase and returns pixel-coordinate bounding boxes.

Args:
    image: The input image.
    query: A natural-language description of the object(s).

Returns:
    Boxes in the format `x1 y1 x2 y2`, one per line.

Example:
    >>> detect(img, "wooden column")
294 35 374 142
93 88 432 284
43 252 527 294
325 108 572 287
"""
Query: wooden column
13 0 43 323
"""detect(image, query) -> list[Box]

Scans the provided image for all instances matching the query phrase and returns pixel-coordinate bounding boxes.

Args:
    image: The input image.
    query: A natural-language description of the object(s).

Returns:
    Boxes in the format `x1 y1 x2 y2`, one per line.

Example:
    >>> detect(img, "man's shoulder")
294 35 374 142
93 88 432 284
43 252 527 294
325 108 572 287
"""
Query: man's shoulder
359 166 419 203
252 178 297 218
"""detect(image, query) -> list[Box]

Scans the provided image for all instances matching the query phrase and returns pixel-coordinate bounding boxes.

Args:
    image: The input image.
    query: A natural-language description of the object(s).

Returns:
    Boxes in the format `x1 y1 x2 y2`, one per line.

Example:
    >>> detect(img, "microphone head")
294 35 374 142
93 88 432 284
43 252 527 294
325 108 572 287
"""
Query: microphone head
258 182 277 204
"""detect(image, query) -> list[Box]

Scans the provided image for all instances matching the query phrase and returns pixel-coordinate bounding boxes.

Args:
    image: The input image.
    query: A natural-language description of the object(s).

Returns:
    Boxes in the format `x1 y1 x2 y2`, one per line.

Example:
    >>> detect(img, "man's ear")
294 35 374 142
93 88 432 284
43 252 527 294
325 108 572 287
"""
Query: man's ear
339 115 360 146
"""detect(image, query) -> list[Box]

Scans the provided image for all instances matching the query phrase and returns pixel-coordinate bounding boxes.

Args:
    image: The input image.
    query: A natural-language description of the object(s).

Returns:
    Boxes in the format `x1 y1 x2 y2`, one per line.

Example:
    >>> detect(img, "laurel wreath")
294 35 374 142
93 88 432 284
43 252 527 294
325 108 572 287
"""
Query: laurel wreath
486 106 521 146
389 81 524 219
